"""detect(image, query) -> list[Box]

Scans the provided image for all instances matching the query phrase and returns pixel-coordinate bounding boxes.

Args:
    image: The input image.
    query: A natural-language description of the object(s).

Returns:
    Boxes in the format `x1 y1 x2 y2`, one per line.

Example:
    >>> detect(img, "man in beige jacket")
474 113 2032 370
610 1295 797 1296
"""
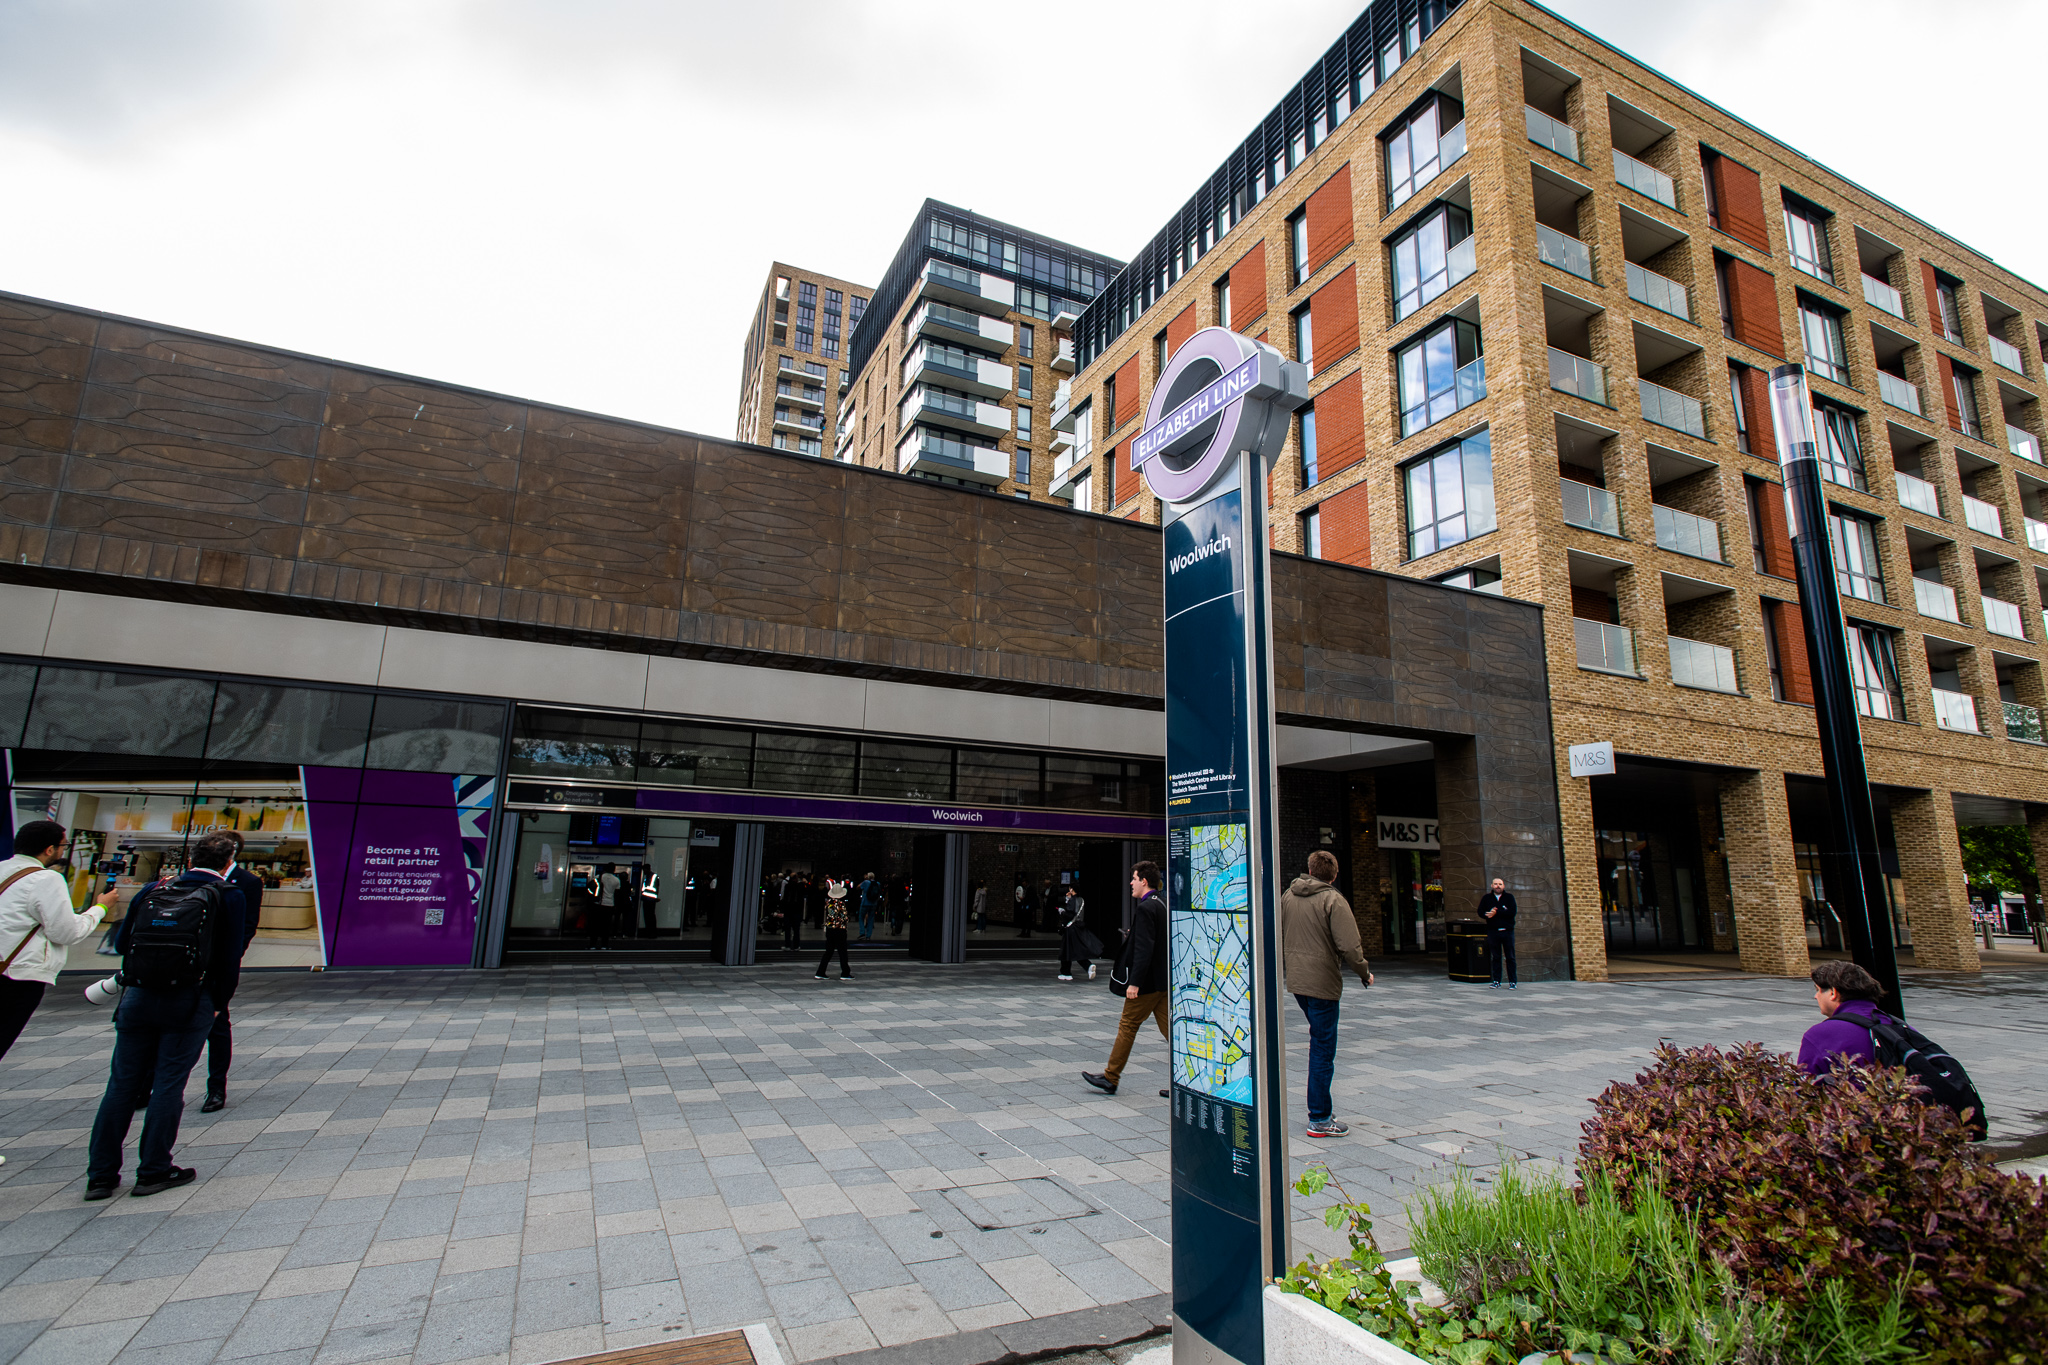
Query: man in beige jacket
1280 850 1371 1138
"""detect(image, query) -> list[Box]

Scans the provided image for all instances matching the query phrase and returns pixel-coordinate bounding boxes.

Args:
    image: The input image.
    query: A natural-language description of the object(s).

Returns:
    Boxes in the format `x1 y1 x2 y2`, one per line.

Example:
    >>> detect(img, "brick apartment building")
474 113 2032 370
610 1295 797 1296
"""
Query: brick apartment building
735 263 872 456
1049 0 2048 978
835 202 1122 503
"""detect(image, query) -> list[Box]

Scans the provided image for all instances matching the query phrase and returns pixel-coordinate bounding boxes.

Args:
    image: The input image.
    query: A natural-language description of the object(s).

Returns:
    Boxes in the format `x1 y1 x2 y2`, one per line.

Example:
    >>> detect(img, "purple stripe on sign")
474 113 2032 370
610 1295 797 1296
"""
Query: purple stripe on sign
1133 354 1260 467
632 787 1164 839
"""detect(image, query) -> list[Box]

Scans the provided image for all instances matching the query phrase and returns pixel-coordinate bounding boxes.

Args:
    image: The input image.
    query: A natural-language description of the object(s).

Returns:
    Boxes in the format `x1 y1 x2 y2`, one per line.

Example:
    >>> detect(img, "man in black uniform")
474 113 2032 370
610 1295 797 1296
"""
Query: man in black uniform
202 831 264 1112
1479 877 1517 990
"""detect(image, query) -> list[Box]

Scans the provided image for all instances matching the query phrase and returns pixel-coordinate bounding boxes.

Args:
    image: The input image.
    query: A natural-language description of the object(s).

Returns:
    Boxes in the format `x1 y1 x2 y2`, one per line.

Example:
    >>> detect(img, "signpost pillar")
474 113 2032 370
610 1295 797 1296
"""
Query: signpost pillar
1135 328 1307 1365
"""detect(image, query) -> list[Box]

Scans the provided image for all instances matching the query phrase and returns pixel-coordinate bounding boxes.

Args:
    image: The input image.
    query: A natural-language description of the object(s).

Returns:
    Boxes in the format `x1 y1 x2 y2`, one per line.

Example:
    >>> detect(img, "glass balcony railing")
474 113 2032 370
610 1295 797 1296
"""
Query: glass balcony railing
1400 356 1487 437
1931 688 1980 733
1913 577 1961 623
1574 618 1637 675
1669 636 1739 693
1963 495 2005 538
1525 105 1580 160
1549 349 1606 404
1983 595 2027 639
1638 378 1706 439
2028 517 2048 553
1561 479 1620 535
1613 149 1676 208
2006 701 2044 743
1990 335 2026 375
1861 274 1905 319
2009 424 2043 465
1895 470 1941 516
1536 224 1592 280
1878 372 1921 416
1653 504 1721 561
1626 262 1690 321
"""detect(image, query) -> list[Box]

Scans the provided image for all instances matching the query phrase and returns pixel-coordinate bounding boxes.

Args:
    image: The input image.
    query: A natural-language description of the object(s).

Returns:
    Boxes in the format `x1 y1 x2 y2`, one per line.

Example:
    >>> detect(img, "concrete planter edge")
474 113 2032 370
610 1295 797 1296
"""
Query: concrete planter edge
1263 1284 1435 1365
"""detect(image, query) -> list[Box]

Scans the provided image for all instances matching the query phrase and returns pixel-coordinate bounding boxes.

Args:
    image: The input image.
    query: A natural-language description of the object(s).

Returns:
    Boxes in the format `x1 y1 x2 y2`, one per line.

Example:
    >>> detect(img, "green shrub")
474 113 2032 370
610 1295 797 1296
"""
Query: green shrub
1579 1041 2048 1364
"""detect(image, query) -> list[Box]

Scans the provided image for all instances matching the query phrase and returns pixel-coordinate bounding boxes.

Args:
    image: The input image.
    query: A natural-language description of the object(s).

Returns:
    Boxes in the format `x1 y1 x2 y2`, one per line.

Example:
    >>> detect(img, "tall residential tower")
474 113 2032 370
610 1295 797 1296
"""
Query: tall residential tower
736 263 872 456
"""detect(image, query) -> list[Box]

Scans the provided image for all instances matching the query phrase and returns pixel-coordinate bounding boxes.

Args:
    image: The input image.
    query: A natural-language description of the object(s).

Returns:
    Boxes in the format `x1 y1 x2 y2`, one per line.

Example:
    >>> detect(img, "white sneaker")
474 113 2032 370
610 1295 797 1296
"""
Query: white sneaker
1057 975 1074 981
1087 964 1096 980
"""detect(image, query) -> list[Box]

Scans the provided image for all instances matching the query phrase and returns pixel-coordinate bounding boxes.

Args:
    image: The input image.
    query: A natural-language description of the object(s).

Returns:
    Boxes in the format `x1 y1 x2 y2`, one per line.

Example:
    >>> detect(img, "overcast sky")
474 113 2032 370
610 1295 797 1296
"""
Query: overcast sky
3 0 2041 438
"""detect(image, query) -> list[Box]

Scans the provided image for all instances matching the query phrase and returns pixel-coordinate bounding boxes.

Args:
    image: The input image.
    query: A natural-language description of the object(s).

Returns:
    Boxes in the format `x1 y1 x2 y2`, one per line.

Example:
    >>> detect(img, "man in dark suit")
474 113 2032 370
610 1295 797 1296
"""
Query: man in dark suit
202 831 263 1111
1479 877 1518 990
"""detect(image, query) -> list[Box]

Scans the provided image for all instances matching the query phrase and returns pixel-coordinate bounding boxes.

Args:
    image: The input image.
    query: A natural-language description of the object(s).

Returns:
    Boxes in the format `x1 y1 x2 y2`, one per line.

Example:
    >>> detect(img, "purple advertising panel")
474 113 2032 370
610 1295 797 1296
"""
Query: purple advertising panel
628 786 1164 840
303 766 494 967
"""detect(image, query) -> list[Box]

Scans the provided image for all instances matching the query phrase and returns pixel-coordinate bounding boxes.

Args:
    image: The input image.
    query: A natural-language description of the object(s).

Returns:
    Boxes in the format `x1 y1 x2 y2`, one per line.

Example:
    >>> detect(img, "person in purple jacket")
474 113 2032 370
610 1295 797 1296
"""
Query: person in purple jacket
1796 960 1890 1075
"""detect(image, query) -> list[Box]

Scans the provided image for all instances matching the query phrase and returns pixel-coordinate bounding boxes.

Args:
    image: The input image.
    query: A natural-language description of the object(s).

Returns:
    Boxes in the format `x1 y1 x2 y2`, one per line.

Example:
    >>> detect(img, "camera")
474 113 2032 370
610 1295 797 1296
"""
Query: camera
84 974 124 1006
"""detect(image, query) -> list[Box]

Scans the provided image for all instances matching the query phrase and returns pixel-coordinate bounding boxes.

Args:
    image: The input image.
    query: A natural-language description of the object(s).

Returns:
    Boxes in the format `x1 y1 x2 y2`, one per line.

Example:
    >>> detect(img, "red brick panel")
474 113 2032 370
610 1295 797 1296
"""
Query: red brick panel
1710 155 1770 253
1309 267 1360 374
1920 260 1942 333
1750 476 1798 579
1230 241 1268 331
1736 365 1776 456
1164 304 1198 361
1725 259 1783 357
1764 598 1814 704
1936 352 1962 430
1316 478 1371 567
1111 354 1142 430
1113 436 1138 506
1569 587 1612 621
1303 163 1355 276
1312 372 1366 482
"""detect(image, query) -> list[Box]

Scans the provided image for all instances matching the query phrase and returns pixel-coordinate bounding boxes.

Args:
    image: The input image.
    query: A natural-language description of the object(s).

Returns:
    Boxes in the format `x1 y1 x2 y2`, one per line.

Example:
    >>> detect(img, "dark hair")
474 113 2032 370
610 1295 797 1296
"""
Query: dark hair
1131 860 1163 893
13 820 65 857
191 833 239 871
1810 960 1883 1002
1306 850 1339 881
224 830 245 851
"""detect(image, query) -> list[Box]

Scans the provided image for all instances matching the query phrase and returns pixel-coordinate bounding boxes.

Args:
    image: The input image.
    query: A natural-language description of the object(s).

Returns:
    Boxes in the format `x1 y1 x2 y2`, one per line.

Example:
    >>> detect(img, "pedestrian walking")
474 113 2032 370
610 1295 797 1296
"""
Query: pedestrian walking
1797 960 1987 1134
200 831 263 1113
1478 877 1517 988
1281 850 1372 1138
1058 886 1097 981
85 832 246 1199
1 821 114 1167
856 872 880 940
1014 880 1033 937
816 879 854 980
639 863 661 939
1083 862 1169 1097
971 880 987 933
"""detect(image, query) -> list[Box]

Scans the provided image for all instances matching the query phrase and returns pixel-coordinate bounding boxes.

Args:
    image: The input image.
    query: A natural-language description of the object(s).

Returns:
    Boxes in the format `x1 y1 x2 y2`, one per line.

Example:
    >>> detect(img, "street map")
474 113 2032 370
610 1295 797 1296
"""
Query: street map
1171 823 1254 1103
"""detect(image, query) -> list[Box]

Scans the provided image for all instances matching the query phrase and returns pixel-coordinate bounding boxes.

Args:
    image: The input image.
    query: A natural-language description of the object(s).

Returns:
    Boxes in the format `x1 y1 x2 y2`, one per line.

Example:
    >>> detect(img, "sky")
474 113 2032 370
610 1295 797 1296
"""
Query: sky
2 0 2042 439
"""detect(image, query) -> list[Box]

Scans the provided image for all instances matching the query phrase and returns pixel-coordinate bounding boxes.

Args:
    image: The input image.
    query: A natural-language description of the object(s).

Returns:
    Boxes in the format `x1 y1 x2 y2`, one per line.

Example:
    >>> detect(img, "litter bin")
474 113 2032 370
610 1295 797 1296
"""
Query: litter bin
1446 919 1490 982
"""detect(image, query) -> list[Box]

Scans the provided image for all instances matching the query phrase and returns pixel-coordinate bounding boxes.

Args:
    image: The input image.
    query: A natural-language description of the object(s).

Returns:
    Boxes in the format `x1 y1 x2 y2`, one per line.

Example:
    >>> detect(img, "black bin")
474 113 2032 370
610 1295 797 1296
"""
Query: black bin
1446 919 1490 982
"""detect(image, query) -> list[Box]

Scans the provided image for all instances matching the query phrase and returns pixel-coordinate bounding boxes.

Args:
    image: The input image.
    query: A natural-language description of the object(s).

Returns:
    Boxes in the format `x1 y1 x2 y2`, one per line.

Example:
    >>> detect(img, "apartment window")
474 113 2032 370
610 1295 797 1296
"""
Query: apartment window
1017 364 1033 399
1299 406 1319 488
1829 511 1885 603
1292 305 1314 375
1389 203 1474 322
1014 491 1031 500
1404 430 1496 559
1153 331 1169 374
821 288 843 359
1799 298 1850 384
1289 211 1310 286
1072 401 1093 461
1071 469 1092 513
1396 316 1482 437
849 296 868 331
1729 365 1751 454
1934 276 1964 343
1951 363 1984 439
1761 602 1785 699
1015 449 1030 482
1018 323 1035 359
1302 508 1322 558
796 281 817 354
1015 405 1032 442
1714 257 1735 339
1782 199 1835 285
1216 276 1232 329
805 361 827 378
1101 377 1116 437
1846 626 1903 720
838 368 850 391
1745 480 1772 573
1384 93 1465 210
1814 402 1866 491
1434 564 1502 592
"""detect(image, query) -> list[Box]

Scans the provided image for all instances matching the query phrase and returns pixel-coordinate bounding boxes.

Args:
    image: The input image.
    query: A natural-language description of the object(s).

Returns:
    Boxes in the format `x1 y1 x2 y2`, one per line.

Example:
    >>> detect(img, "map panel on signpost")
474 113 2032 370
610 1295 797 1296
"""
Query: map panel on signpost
1171 823 1253 1104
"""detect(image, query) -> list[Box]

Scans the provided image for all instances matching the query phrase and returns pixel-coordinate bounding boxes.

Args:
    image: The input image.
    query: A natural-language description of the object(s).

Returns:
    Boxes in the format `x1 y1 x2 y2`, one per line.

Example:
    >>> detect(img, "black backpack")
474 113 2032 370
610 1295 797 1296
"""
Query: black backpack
1832 1011 1988 1139
124 880 223 992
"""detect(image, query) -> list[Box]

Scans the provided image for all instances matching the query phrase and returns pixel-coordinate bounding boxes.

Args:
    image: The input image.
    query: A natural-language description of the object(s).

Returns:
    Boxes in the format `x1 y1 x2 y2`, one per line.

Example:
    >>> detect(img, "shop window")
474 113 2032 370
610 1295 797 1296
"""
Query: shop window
959 748 1043 806
638 720 752 788
22 668 215 758
367 694 507 773
859 741 953 801
1403 429 1496 559
754 731 856 795
208 682 373 768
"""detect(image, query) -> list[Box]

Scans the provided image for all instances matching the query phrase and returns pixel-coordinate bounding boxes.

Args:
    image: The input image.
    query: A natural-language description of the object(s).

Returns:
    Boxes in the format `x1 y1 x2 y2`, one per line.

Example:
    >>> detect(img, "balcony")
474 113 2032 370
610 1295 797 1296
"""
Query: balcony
899 386 1011 440
1861 274 1906 319
1912 577 1960 622
2030 517 2048 553
1049 446 1091 503
2008 424 2042 465
1637 379 1706 439
1653 504 1721 561
1931 688 1980 733
776 356 812 379
1895 470 1941 516
915 259 1016 314
1963 495 2005 538
897 429 1008 486
2005 701 2044 743
1536 224 1591 281
1878 372 1922 416
1990 335 2027 375
775 383 824 409
1626 262 1690 322
912 301 1015 352
1669 636 1739 693
1561 479 1620 535
772 409 825 434
902 341 1011 399
1574 619 1637 675
1612 148 1676 208
1549 348 1606 404
1050 425 1074 453
1983 594 2027 639
1051 336 1077 374
1524 105 1580 161
1049 380 1076 431
1401 356 1486 437
771 433 824 457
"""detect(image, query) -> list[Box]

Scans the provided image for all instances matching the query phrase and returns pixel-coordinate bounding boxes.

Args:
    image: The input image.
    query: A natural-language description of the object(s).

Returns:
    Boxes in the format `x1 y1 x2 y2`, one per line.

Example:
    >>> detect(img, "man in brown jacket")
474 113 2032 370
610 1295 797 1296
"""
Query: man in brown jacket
1280 850 1372 1138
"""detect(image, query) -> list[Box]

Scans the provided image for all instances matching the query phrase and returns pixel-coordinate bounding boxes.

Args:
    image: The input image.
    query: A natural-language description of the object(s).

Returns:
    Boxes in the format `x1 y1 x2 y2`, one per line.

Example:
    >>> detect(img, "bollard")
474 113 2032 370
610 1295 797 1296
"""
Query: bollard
1983 921 1995 952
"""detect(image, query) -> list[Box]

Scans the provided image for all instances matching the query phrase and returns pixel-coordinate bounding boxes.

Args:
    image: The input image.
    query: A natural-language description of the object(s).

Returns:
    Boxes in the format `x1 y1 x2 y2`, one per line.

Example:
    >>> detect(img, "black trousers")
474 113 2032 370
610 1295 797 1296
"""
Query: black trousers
1060 927 1092 976
0 976 47 1063
640 897 658 936
782 909 801 949
206 1004 232 1090
817 927 850 976
1488 929 1518 984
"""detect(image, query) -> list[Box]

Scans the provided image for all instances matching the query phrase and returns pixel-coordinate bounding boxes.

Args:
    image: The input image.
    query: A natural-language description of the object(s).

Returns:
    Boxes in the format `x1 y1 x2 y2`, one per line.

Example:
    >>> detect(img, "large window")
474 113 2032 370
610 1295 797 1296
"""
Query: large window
1389 203 1473 321
1299 406 1319 488
1783 200 1834 285
1934 275 1964 343
1950 363 1984 439
1829 511 1885 603
1799 297 1850 384
1404 430 1496 559
1018 323 1035 358
1396 316 1483 436
1384 93 1466 210
1301 508 1322 558
1813 402 1866 491
1017 364 1033 399
1847 626 1903 720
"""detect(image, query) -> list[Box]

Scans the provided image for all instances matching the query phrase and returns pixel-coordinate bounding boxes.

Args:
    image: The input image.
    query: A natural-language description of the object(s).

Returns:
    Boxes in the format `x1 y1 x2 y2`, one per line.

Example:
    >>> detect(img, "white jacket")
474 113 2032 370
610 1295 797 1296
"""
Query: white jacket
0 854 107 985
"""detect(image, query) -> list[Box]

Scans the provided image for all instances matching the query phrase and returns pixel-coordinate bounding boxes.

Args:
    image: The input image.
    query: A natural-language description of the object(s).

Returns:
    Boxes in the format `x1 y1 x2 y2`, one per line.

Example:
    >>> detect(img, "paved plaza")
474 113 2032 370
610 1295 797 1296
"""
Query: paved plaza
0 959 2042 1365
